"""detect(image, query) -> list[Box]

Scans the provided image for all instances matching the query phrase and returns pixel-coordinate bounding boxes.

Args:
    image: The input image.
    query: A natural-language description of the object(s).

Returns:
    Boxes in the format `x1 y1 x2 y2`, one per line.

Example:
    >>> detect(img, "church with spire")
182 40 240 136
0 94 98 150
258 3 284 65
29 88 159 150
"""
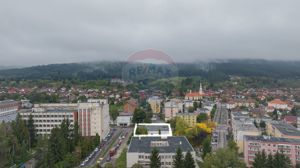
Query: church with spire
184 82 205 100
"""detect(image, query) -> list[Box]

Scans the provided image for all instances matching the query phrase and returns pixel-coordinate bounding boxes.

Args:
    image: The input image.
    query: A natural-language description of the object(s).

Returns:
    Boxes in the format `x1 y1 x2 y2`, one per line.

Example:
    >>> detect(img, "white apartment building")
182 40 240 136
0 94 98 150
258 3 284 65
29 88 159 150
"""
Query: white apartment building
20 104 77 135
78 99 110 139
20 99 110 140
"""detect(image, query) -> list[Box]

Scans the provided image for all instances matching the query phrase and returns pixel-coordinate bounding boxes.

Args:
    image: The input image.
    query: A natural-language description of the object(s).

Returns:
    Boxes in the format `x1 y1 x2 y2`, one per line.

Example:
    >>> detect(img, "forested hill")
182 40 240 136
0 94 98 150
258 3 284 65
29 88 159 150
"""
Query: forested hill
0 60 300 81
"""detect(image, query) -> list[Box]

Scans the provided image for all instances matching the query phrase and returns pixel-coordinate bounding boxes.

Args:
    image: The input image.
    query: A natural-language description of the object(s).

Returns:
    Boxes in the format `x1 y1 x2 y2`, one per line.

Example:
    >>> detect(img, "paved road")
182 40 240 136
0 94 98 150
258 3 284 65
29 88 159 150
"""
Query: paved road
212 103 229 151
100 127 132 167
110 127 133 167
80 127 121 167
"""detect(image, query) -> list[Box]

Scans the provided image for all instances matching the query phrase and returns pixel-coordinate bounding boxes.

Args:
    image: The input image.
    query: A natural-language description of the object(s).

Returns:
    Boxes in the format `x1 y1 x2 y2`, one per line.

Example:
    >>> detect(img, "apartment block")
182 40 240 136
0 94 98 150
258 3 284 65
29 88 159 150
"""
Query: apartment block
244 135 300 167
20 99 110 140
127 136 196 168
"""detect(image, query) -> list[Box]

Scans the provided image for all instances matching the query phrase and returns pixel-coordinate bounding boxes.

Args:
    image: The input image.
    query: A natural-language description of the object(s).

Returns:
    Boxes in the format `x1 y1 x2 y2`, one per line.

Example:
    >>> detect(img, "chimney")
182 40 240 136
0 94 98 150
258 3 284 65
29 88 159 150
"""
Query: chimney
179 141 182 145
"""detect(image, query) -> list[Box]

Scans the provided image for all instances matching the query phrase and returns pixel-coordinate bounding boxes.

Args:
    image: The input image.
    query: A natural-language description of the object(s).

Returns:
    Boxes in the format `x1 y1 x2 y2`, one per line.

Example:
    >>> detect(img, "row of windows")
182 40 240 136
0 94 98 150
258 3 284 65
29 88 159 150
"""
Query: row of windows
33 119 74 123
22 114 73 118
35 124 74 128
139 155 175 160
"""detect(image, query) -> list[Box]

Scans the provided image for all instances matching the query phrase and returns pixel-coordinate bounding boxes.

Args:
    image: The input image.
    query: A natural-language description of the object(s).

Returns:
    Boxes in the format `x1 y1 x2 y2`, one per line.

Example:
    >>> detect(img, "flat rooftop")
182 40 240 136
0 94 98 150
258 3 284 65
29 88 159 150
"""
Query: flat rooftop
271 121 300 136
245 135 300 143
144 125 170 132
128 136 194 153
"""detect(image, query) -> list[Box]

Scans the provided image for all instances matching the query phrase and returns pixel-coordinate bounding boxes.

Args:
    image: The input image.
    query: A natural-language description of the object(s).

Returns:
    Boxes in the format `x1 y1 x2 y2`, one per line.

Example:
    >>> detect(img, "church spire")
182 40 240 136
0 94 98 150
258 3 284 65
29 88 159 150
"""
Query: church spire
199 82 203 95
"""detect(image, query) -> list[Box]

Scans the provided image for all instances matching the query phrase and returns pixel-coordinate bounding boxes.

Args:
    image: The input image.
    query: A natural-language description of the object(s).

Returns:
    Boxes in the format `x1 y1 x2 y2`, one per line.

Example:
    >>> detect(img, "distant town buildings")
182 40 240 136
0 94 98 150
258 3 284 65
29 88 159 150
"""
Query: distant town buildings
267 99 293 112
185 83 204 101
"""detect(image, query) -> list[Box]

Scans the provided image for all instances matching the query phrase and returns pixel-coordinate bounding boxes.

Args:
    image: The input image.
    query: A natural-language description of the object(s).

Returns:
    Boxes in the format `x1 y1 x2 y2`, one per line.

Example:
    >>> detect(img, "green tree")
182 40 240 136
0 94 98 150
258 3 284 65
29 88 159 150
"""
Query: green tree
105 163 113 168
202 148 246 168
266 153 273 168
150 148 161 168
135 126 148 135
273 109 278 120
27 113 36 148
210 105 217 119
272 152 292 168
259 120 266 129
188 106 194 113
110 108 119 123
184 151 195 168
12 113 29 149
227 140 239 153
202 136 211 158
254 120 258 128
48 128 63 166
173 148 184 168
252 150 268 168
73 121 80 146
193 102 198 110
197 113 208 123
94 133 100 147
132 108 146 123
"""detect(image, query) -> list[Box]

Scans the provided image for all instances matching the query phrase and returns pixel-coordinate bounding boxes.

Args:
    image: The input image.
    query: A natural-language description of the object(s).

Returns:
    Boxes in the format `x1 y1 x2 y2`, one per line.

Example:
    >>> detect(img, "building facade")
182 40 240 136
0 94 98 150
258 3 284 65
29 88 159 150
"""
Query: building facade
20 103 77 135
127 136 196 168
177 112 199 127
78 99 110 139
117 112 133 126
164 100 183 121
20 99 110 140
244 135 300 167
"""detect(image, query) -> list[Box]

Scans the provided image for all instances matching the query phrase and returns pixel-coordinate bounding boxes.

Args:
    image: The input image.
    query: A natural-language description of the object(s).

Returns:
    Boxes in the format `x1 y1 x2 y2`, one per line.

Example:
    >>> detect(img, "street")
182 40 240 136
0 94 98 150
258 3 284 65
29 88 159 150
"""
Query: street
212 103 229 151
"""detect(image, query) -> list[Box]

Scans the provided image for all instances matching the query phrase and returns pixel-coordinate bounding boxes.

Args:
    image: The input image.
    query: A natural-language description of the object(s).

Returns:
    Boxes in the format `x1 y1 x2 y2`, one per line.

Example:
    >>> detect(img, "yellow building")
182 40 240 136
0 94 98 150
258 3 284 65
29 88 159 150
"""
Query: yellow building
177 113 198 127
147 96 162 114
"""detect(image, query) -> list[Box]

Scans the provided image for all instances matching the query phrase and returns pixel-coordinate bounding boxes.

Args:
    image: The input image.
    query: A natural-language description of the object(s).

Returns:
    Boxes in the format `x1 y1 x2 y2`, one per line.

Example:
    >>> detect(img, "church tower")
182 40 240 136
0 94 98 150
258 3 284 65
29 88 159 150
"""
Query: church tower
199 82 203 95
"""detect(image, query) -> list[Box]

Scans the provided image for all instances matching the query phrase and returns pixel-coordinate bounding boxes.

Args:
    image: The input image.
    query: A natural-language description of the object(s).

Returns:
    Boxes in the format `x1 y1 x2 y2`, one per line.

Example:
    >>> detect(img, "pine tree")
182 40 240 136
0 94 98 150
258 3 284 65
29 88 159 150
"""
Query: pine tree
272 152 292 168
252 150 267 168
12 113 29 148
173 148 184 168
202 136 211 158
266 153 273 168
184 151 195 168
27 114 36 148
73 121 80 146
150 148 161 168
94 133 100 147
60 119 71 155
48 128 63 166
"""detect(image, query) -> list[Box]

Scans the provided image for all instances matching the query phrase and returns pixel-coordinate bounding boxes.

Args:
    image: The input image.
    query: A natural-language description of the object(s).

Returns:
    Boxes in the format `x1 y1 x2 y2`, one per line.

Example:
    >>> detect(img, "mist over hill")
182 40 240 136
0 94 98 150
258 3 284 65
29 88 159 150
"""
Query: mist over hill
0 60 299 81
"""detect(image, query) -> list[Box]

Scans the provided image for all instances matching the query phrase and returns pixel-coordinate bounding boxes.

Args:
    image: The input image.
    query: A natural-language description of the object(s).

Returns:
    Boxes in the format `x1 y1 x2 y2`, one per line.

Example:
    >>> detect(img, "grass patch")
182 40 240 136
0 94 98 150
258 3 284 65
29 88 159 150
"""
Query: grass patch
116 148 127 168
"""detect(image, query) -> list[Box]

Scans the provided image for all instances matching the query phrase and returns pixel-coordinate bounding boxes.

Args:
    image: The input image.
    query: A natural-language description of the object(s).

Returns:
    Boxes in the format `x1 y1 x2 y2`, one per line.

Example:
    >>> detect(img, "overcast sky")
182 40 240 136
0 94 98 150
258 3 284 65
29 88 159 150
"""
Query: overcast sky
1 0 300 66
